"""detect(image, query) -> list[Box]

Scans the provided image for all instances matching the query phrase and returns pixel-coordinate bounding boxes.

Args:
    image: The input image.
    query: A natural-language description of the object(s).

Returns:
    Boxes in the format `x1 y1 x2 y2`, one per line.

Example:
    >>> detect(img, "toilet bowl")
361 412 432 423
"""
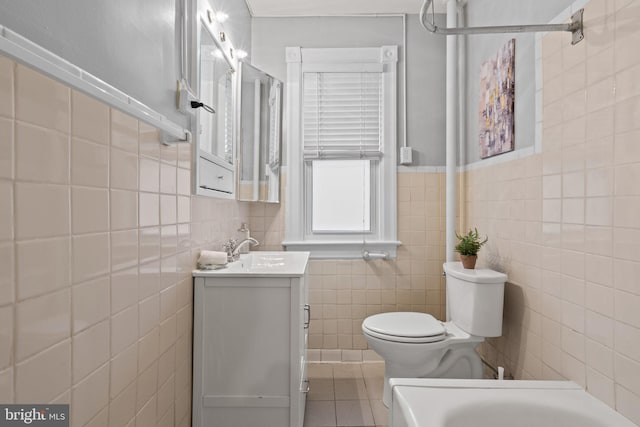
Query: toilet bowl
362 313 484 406
362 262 507 406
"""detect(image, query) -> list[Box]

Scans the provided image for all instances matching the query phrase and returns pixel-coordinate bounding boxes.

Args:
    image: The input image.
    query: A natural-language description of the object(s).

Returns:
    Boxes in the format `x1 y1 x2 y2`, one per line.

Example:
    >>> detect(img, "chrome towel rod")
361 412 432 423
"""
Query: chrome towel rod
362 250 389 261
420 0 584 45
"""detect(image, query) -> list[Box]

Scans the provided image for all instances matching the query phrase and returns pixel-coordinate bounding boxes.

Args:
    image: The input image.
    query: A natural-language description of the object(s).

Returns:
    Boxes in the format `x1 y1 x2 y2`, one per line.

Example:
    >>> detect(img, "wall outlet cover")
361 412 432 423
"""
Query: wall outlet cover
400 147 413 165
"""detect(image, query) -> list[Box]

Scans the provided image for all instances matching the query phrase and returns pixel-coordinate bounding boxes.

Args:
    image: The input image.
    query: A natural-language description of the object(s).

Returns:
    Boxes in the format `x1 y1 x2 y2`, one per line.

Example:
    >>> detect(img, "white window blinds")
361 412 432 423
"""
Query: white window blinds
303 72 382 159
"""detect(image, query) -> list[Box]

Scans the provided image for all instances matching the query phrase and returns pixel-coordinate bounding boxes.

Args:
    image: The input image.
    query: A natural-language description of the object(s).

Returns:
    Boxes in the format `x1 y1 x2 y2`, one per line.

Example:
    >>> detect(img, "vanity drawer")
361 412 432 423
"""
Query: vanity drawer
198 156 234 194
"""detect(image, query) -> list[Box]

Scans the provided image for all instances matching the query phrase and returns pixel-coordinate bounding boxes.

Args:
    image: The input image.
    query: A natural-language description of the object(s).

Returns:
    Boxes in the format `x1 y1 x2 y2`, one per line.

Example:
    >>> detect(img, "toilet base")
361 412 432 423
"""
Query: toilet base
382 346 483 407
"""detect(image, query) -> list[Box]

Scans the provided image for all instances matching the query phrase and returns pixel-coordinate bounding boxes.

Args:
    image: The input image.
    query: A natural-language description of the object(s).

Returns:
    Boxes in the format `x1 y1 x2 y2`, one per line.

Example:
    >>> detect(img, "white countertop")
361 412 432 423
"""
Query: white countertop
193 251 310 278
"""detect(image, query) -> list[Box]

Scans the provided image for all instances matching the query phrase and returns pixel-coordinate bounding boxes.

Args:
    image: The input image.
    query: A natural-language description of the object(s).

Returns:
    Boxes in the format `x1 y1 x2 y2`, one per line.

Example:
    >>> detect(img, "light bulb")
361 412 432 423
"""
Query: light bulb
215 12 228 23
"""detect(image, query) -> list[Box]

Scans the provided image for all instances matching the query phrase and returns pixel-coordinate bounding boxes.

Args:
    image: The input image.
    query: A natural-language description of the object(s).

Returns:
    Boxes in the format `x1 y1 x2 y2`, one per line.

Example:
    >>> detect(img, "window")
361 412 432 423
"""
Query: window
312 159 371 232
284 46 399 259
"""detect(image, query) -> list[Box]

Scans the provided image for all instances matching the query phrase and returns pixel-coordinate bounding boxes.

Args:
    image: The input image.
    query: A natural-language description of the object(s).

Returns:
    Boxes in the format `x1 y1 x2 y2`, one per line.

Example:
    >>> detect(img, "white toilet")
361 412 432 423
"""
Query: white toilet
362 261 507 406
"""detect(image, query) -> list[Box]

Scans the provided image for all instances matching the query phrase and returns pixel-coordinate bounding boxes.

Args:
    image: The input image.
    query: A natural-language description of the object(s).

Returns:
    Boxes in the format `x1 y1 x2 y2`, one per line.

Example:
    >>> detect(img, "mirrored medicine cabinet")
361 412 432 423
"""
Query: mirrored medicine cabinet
187 0 281 202
192 4 237 199
237 62 283 203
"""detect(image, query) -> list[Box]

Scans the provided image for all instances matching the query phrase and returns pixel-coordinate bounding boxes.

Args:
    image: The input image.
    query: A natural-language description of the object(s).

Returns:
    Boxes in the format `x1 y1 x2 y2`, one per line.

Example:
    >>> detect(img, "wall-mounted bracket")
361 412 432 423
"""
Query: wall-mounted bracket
176 79 198 115
570 9 584 45
160 129 192 145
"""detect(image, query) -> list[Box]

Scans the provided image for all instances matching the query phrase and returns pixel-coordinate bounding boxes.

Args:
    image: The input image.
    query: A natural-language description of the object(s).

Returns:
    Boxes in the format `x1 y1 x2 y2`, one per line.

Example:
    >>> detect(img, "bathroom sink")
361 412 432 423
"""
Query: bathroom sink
193 251 310 277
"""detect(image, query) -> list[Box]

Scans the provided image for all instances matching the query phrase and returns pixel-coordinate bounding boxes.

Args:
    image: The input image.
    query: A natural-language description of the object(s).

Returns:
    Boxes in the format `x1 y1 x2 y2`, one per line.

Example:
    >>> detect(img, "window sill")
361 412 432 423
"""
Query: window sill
281 240 401 259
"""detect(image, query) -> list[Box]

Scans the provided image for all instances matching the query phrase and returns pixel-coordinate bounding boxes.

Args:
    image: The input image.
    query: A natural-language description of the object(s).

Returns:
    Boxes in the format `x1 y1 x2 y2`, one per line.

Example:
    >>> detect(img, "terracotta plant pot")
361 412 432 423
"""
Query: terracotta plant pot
460 255 477 269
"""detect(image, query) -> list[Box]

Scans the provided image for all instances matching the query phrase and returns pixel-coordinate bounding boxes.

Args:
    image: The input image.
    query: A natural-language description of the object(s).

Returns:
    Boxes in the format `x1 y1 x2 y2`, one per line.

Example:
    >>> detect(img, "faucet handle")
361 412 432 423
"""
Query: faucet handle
222 238 237 253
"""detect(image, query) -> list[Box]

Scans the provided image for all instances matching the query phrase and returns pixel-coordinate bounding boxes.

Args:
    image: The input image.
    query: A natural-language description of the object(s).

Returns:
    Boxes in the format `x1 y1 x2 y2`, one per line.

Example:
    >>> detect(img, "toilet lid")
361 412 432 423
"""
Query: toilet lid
363 312 446 343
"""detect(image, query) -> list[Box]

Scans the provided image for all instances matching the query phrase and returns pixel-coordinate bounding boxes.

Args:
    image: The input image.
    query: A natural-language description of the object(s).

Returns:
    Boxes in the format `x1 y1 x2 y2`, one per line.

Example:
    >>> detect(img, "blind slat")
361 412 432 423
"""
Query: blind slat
303 71 382 159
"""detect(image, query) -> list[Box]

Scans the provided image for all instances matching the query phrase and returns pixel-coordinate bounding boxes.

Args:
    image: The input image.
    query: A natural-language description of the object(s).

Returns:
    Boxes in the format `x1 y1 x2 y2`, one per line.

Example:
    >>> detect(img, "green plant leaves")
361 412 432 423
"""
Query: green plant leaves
454 228 488 256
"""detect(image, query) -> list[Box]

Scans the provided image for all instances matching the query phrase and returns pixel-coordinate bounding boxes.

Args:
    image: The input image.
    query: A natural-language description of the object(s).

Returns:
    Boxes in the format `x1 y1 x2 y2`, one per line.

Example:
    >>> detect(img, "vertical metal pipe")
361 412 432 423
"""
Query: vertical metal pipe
402 14 408 149
457 2 467 234
445 0 458 262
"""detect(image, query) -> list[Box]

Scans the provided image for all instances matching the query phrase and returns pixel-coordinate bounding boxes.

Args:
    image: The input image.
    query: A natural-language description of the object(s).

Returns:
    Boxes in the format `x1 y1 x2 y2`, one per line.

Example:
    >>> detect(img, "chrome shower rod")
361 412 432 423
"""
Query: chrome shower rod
420 0 584 45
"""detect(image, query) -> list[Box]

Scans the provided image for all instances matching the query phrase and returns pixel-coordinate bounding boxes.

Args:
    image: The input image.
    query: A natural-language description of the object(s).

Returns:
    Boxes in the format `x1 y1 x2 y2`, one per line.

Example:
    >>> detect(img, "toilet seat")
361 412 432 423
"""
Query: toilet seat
362 312 446 344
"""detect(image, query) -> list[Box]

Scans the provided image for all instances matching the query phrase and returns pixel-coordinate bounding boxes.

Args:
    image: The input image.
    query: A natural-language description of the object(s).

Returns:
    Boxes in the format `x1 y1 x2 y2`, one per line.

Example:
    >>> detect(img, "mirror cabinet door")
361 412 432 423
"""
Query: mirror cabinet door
237 62 282 203
199 25 233 165
193 6 237 199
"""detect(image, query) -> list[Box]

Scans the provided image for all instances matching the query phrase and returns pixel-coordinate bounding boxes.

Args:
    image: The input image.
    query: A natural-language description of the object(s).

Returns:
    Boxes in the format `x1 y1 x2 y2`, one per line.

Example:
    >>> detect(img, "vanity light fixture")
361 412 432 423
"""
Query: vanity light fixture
215 12 229 23
206 10 228 24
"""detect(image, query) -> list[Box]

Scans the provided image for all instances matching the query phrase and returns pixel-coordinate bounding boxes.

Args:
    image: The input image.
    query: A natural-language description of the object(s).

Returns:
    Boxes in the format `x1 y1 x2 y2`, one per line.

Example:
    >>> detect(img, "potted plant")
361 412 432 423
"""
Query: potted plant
455 228 488 269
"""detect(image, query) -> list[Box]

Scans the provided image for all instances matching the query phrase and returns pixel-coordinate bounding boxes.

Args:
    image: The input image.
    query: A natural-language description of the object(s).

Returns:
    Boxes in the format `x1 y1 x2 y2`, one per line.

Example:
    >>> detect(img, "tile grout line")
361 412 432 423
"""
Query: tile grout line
305 362 385 427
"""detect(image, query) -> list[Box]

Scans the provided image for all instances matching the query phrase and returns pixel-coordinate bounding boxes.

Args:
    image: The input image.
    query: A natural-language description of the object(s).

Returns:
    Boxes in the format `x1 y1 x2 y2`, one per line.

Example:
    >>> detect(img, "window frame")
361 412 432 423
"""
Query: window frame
283 46 399 259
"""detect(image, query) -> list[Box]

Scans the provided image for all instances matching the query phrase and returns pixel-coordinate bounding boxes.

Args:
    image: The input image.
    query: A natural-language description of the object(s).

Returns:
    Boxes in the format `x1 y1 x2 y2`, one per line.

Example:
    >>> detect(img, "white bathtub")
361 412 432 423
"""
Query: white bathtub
389 379 637 427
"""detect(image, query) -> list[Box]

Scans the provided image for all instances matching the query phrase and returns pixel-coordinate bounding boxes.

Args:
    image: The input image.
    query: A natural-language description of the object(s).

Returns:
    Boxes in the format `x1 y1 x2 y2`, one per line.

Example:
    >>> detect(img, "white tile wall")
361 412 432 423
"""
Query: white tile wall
249 172 450 350
0 54 249 425
470 0 640 423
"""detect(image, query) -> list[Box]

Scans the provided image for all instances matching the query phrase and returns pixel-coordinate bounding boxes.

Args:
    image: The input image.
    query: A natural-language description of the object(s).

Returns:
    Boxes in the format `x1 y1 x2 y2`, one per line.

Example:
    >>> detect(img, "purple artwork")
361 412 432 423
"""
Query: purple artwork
479 39 515 159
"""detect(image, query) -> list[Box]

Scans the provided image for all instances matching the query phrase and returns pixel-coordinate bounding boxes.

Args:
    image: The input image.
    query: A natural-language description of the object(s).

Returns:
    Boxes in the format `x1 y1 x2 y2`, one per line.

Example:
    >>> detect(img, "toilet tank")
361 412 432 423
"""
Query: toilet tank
443 262 507 337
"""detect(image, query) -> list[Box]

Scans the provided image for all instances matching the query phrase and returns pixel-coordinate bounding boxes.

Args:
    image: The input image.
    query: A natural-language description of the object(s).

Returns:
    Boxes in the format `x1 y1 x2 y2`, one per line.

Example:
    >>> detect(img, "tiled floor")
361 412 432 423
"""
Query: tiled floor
304 362 388 427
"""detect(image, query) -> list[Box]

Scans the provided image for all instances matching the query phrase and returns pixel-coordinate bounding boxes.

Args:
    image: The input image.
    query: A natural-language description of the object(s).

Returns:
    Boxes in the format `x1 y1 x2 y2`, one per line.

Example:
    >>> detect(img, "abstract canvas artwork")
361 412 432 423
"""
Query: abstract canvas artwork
479 39 515 159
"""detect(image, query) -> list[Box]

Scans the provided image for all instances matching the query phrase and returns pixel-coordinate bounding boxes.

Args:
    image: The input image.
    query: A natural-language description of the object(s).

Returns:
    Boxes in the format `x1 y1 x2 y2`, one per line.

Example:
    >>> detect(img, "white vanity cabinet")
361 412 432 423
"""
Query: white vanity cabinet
192 252 310 427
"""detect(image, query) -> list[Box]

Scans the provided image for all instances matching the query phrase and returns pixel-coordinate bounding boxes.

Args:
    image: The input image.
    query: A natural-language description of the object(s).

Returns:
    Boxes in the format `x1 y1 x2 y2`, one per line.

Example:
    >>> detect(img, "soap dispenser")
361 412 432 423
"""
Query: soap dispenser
238 223 251 254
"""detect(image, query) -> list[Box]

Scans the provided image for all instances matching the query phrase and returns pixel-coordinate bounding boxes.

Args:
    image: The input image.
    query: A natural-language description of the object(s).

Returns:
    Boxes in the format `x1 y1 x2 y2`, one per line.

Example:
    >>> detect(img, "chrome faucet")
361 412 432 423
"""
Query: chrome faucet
222 237 259 262
234 237 259 257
